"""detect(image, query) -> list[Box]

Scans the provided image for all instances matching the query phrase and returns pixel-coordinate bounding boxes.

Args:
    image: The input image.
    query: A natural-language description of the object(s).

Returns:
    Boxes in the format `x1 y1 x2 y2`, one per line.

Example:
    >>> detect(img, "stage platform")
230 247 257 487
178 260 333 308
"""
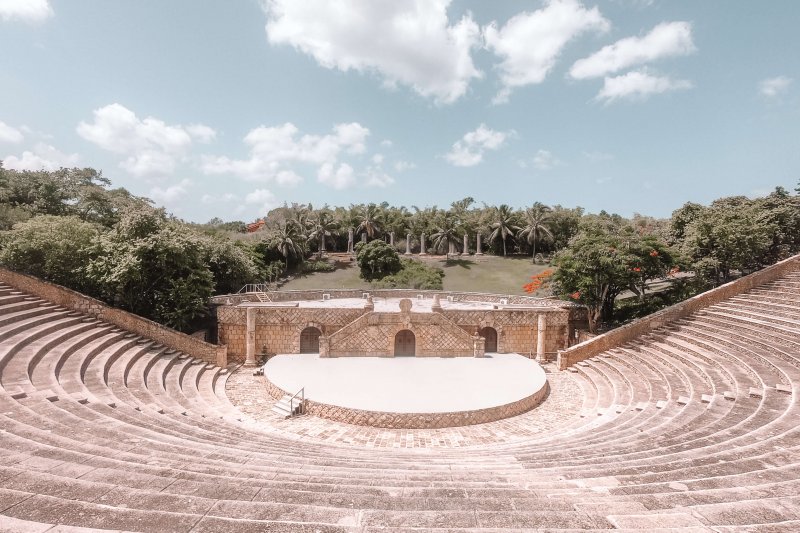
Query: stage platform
263 354 548 429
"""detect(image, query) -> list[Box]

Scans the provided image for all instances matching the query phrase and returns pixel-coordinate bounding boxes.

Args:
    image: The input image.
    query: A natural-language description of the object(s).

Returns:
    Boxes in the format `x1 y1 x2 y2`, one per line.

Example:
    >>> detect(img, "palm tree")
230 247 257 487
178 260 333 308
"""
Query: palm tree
355 203 382 240
270 220 305 271
489 204 520 257
518 203 553 262
307 210 339 256
431 211 461 255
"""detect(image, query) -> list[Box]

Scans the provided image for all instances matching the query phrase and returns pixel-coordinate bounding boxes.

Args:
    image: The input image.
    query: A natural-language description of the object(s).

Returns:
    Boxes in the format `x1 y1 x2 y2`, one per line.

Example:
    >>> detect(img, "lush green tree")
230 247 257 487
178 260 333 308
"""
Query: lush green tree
547 205 583 251
431 211 461 255
0 215 101 294
488 204 520 256
87 208 214 331
355 203 383 240
200 238 260 295
518 203 553 261
373 259 444 289
268 220 306 271
307 210 339 255
355 239 402 280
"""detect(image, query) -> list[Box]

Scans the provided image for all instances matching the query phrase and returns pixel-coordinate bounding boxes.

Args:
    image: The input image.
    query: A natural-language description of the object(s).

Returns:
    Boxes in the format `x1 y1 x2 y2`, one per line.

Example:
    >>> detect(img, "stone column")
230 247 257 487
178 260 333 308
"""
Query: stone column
405 234 412 255
389 231 395 247
420 233 427 255
319 336 330 358
476 233 483 255
347 229 354 254
473 334 485 358
463 234 469 255
361 232 367 243
536 314 547 362
245 307 257 366
431 293 442 313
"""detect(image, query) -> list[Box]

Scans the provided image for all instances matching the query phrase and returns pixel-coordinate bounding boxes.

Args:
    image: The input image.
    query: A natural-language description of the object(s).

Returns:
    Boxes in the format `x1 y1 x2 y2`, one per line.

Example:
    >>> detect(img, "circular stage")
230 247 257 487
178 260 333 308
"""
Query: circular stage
263 354 548 429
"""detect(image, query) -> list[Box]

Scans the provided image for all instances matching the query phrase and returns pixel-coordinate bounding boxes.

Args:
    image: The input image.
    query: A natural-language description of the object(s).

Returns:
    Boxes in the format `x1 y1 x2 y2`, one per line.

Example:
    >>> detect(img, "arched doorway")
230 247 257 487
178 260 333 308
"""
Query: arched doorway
394 330 416 356
299 327 321 353
479 327 498 353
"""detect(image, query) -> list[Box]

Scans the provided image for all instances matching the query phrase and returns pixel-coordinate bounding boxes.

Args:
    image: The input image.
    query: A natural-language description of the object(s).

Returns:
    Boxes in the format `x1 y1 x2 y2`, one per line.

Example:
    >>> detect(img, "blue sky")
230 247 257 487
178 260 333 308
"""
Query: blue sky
1 0 798 223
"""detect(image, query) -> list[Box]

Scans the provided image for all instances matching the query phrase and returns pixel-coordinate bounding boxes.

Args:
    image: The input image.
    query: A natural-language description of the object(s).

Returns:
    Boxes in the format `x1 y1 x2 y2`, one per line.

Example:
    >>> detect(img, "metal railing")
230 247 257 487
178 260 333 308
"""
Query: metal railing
238 283 270 294
289 387 304 416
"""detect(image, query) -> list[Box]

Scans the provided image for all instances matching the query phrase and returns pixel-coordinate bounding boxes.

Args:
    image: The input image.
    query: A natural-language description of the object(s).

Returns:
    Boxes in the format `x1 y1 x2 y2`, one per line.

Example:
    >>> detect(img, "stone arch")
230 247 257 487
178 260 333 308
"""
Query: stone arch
394 329 416 357
479 318 505 353
479 326 498 353
299 326 322 353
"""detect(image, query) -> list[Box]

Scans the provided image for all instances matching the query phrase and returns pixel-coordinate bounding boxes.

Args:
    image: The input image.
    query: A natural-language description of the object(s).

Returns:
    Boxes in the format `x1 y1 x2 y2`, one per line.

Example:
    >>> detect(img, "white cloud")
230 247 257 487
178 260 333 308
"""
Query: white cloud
533 150 560 170
186 123 217 143
0 0 53 22
0 121 23 143
445 124 509 167
201 121 369 188
371 153 384 165
317 162 356 190
759 76 792 98
380 139 393 148
596 70 692 103
201 192 237 205
393 160 416 173
3 143 79 171
570 21 695 79
262 0 482 104
149 179 190 204
365 169 395 188
583 150 614 162
484 0 609 103
77 103 207 178
245 188 280 215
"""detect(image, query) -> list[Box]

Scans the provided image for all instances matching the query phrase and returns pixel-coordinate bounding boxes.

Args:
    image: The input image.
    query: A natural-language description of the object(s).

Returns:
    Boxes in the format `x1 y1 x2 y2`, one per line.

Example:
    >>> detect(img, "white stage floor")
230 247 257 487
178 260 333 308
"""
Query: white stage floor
263 353 547 414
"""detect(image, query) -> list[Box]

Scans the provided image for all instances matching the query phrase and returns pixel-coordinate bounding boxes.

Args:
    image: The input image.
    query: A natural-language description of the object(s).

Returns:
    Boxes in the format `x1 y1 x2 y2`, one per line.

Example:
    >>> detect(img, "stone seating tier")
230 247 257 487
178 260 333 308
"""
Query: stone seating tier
0 261 799 531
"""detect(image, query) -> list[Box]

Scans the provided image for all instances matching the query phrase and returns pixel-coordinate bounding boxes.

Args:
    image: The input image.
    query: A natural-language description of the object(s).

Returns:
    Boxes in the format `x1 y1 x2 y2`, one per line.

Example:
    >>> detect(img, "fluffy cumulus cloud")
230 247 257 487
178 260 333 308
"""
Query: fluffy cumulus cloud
201 122 370 189
3 143 79 171
0 121 24 143
0 0 53 22
149 179 190 205
484 0 609 103
262 0 482 104
596 69 692 103
445 124 509 167
76 103 216 178
569 21 695 79
245 188 279 215
759 76 793 98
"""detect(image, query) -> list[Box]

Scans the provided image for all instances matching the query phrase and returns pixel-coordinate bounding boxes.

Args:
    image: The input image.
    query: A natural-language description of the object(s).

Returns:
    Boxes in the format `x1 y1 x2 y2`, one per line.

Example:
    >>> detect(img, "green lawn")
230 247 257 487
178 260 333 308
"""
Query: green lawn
281 255 553 295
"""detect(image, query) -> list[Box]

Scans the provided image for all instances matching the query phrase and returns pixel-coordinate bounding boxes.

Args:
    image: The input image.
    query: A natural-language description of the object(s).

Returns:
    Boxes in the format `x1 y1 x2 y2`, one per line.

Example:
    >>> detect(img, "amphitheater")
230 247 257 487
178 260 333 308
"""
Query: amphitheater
0 253 799 532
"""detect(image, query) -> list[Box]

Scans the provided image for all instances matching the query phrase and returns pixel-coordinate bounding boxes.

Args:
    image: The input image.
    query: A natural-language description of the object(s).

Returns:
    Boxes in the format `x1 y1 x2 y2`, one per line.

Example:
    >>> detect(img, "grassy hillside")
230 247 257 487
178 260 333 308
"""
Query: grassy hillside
281 255 553 295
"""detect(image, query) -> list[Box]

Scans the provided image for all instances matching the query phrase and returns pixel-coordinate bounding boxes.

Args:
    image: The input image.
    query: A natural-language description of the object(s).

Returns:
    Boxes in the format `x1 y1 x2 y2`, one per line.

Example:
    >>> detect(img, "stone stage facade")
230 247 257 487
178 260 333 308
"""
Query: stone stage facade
212 290 587 363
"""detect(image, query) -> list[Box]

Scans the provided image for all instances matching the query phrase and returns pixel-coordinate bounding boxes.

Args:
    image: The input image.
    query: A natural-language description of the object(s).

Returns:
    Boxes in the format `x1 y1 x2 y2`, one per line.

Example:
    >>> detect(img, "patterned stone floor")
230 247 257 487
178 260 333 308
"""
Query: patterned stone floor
226 362 584 449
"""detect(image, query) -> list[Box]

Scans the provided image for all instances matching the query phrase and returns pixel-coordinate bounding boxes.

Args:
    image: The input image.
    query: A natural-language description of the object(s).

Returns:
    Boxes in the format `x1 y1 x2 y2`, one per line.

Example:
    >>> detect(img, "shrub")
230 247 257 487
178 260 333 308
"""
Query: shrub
355 240 402 281
301 260 336 274
373 259 444 290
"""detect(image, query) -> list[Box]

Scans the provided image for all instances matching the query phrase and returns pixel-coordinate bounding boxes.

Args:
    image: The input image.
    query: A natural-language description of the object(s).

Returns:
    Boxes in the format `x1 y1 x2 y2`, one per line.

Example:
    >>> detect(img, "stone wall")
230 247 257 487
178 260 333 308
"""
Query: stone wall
217 300 580 362
0 268 228 367
557 253 800 370
264 374 549 429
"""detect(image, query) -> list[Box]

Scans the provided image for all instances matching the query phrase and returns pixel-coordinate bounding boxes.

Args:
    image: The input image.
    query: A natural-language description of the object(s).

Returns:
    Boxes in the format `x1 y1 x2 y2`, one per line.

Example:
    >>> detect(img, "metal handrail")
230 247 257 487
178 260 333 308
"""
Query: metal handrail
238 283 270 294
289 387 304 415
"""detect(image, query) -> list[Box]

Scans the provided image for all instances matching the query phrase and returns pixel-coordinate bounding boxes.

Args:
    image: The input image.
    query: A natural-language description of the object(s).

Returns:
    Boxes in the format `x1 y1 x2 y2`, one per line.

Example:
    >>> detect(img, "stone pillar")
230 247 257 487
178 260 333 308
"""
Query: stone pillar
389 231 395 247
364 294 374 312
347 229 354 254
431 294 442 313
361 232 367 243
473 334 485 358
420 233 427 255
463 234 469 255
536 314 547 362
319 336 330 357
245 307 257 366
405 234 412 255
476 233 483 255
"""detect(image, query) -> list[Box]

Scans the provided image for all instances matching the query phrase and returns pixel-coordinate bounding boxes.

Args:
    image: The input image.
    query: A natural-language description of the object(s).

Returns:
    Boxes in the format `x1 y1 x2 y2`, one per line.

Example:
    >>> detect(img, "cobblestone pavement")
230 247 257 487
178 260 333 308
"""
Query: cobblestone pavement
226 362 584 450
